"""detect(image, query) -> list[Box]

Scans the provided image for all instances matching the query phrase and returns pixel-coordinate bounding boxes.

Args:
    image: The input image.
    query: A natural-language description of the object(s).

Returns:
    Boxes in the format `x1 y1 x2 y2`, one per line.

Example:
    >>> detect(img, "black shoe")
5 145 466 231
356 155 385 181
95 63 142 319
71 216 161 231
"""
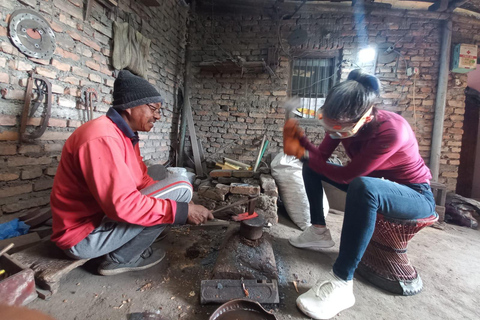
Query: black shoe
98 247 165 276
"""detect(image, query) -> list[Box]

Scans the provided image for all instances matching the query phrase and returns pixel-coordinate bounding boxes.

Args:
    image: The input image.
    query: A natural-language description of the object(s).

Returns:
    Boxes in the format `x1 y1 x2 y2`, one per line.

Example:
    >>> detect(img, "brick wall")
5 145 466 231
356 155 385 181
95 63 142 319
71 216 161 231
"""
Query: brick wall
189 12 443 173
441 21 480 190
0 0 188 215
187 10 480 192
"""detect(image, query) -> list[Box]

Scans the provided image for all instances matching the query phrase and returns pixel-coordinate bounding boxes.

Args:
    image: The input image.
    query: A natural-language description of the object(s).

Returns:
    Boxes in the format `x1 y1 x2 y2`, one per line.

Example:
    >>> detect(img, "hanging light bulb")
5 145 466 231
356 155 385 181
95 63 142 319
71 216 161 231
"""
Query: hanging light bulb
358 46 377 63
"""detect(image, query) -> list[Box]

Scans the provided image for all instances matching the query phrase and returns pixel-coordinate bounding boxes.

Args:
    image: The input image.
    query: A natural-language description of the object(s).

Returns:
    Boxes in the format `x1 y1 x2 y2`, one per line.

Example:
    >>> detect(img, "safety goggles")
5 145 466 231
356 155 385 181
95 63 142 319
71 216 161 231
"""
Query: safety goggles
318 107 373 139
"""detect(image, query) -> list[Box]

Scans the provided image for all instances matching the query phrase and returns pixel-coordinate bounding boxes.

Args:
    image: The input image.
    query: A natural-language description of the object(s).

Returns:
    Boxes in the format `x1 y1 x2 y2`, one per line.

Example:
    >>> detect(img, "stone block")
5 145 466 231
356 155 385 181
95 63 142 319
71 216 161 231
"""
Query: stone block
45 167 57 176
0 184 32 198
230 183 260 196
21 168 43 180
232 170 254 178
198 186 225 201
0 144 17 155
260 174 276 191
218 177 240 184
0 172 19 181
34 179 54 191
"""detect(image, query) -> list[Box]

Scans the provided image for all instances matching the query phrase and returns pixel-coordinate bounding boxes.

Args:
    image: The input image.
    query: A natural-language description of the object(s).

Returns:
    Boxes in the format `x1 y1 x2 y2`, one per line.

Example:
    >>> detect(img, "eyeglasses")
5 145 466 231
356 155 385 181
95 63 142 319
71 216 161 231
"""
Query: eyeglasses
147 103 162 116
318 106 373 139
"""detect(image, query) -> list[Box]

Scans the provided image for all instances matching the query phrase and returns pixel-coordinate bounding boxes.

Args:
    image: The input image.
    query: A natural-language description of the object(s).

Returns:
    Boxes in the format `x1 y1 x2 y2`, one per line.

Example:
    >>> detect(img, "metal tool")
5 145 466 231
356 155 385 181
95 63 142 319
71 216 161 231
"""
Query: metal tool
81 87 98 121
211 197 258 216
201 280 279 305
20 72 52 143
8 9 56 59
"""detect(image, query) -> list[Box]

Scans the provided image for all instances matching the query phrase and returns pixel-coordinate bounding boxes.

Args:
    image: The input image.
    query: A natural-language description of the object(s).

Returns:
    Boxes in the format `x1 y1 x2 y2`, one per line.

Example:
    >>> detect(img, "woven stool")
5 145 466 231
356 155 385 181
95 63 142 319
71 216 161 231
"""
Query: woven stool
357 213 438 296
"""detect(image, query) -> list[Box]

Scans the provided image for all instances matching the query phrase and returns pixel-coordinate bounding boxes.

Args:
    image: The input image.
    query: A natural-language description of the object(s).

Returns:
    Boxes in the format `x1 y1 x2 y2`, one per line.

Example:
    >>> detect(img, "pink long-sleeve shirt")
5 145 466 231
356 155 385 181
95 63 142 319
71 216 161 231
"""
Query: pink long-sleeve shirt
50 109 188 250
300 109 432 185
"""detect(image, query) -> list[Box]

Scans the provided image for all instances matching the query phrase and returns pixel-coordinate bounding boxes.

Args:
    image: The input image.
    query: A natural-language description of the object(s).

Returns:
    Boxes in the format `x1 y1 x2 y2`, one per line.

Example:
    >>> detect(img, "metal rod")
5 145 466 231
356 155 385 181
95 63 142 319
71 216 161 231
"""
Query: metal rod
429 20 452 181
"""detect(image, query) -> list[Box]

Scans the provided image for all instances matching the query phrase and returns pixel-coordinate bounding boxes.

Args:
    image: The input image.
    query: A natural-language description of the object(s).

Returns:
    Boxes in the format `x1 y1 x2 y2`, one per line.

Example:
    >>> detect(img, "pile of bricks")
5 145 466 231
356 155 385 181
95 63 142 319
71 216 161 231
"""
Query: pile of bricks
192 167 279 225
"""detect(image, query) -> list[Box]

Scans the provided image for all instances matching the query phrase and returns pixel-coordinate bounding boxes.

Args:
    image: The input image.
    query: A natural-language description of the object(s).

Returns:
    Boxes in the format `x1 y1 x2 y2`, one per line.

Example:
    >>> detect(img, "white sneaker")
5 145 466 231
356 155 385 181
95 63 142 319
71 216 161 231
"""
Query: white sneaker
289 226 335 250
296 273 355 319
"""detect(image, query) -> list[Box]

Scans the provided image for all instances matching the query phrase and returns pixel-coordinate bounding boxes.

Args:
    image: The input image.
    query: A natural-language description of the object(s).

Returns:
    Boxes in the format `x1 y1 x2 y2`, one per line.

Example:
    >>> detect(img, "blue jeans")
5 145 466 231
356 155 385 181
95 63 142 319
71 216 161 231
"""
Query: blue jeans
302 165 436 281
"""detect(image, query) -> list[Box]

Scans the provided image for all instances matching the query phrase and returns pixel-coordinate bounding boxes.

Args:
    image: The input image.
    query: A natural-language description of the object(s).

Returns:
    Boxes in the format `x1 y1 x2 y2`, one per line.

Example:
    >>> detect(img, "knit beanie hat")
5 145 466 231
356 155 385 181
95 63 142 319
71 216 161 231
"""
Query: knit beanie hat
112 70 164 110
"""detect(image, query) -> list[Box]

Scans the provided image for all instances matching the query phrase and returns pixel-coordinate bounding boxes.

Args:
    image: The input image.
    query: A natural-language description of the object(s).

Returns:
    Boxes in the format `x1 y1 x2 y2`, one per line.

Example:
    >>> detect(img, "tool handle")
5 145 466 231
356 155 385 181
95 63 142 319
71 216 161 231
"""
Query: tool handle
0 243 14 257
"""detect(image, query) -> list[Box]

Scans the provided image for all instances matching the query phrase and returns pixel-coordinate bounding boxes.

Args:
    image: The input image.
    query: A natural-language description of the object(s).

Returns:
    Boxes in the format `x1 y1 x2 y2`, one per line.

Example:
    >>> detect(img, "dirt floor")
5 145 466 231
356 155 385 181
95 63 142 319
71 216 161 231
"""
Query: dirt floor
27 210 480 320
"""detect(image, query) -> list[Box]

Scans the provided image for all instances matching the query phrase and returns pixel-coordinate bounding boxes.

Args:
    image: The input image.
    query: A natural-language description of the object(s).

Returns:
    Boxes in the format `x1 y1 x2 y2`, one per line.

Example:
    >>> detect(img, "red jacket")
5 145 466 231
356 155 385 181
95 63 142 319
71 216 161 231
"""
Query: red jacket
301 110 432 185
50 109 188 250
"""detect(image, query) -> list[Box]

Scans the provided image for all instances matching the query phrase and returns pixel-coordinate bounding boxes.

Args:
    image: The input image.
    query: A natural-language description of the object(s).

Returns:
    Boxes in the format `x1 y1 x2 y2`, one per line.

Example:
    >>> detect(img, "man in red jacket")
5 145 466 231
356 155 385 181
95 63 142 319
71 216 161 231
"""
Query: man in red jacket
50 70 212 276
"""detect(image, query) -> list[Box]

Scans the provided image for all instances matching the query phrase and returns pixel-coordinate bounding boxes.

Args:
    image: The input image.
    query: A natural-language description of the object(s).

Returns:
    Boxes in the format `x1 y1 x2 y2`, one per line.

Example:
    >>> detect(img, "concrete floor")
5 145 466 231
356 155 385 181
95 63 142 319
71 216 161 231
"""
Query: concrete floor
28 211 480 320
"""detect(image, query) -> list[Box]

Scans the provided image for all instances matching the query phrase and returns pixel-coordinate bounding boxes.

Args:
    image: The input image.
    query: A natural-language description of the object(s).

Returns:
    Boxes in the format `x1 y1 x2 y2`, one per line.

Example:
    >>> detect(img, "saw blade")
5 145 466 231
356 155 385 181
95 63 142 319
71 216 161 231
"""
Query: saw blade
8 9 56 60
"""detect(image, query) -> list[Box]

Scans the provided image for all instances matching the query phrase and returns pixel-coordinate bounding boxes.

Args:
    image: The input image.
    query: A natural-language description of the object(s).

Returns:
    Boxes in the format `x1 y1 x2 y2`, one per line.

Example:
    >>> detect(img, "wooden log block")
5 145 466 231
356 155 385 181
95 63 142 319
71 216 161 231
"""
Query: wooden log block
11 241 89 294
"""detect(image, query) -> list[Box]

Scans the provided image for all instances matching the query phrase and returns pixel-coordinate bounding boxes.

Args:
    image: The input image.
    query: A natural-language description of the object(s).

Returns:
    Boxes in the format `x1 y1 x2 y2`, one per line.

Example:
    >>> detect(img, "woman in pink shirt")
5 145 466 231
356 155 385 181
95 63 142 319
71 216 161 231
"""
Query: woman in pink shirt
283 70 436 319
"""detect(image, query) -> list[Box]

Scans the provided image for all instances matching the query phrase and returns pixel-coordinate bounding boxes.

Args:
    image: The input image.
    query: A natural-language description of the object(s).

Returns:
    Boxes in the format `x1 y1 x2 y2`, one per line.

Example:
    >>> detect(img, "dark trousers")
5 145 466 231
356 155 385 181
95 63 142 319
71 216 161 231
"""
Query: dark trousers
302 165 436 281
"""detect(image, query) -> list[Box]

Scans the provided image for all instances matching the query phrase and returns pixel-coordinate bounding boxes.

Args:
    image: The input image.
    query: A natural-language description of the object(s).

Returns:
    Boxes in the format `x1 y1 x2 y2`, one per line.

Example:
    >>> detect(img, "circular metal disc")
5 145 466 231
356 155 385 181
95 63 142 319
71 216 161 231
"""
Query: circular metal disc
288 28 308 47
9 9 56 59
377 43 398 64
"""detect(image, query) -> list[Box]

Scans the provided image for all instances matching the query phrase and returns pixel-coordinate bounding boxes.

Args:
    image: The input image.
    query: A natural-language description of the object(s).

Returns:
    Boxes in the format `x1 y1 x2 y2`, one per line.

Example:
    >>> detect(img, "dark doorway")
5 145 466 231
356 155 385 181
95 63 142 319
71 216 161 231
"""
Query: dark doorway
456 87 480 198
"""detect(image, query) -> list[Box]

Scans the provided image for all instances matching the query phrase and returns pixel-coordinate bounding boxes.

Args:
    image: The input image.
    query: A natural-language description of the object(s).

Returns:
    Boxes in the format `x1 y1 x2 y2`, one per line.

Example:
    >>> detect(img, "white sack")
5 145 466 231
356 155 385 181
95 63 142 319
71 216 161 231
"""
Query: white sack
271 152 329 230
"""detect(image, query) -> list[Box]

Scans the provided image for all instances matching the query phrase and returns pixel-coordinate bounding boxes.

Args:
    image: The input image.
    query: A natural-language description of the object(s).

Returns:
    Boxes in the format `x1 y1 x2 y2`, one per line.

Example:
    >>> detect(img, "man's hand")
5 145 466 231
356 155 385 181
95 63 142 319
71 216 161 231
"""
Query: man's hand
187 203 214 225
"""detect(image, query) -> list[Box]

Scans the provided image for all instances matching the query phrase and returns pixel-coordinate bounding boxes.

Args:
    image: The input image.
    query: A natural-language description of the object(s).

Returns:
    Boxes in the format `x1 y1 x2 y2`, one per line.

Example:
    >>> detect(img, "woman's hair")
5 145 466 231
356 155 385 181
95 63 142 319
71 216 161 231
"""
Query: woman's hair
322 69 381 122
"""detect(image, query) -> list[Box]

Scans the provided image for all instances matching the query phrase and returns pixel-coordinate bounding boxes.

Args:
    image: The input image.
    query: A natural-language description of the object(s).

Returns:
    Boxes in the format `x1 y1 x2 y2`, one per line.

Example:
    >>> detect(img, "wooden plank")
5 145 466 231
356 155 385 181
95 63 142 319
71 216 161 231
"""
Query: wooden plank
12 241 89 294
0 233 41 254
23 207 52 229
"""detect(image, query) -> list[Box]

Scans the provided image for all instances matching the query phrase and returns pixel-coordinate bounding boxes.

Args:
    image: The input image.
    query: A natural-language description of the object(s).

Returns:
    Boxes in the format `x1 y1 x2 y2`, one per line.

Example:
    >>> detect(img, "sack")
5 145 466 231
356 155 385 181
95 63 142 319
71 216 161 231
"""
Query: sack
271 152 329 230
112 22 151 78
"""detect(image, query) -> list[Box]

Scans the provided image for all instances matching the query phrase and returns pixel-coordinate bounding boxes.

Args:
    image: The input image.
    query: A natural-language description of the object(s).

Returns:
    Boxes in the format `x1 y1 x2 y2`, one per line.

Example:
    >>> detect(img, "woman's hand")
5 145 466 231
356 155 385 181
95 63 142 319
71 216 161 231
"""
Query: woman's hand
283 136 305 159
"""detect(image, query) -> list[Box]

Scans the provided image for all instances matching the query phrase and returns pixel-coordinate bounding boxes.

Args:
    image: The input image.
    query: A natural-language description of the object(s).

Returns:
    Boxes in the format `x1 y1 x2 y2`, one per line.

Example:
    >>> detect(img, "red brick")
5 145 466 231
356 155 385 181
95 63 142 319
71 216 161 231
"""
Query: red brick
37 131 72 141
0 72 9 83
86 60 101 71
28 57 50 65
0 114 16 126
63 76 80 85
36 67 57 79
56 47 80 61
230 183 261 196
0 25 6 36
89 73 102 83
3 89 25 100
48 118 67 127
67 29 82 41
67 120 82 127
81 38 101 52
52 59 71 72
72 66 89 77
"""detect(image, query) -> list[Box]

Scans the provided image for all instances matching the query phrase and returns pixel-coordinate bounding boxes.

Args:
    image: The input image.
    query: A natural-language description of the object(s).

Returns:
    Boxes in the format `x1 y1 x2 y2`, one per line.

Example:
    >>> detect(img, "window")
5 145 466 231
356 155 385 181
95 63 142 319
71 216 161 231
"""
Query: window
291 57 338 119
